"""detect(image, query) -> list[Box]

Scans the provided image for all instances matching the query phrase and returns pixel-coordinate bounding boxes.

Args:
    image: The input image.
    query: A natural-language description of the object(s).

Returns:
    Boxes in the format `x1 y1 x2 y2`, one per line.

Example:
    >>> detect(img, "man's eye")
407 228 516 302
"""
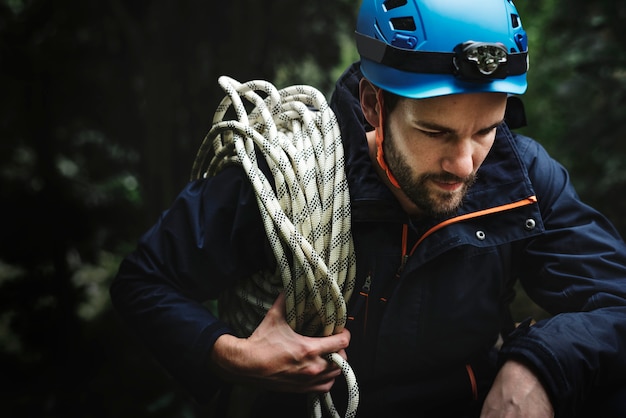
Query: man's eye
477 127 498 136
420 130 446 138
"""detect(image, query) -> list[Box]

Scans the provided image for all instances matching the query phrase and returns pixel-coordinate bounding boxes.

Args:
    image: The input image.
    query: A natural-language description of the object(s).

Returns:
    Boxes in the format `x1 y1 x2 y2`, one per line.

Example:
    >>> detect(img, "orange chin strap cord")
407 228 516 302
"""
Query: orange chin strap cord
374 88 401 189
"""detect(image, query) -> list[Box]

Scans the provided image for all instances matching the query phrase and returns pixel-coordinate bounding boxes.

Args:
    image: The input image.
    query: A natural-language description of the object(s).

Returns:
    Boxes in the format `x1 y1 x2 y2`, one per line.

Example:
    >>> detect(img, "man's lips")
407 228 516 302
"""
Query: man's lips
432 180 464 192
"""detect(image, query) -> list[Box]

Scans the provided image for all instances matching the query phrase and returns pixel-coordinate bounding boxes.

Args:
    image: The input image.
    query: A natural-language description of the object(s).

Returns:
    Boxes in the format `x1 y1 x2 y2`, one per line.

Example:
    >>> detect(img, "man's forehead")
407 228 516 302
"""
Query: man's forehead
395 92 507 127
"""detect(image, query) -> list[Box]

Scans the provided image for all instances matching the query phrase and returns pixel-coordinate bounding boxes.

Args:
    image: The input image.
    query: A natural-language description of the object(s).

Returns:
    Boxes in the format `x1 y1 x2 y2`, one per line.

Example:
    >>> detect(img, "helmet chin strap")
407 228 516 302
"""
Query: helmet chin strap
374 88 401 189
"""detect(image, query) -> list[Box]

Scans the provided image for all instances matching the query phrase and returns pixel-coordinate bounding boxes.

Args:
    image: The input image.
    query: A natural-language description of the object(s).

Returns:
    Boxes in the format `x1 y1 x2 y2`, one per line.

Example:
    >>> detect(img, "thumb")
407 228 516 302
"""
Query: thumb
268 291 286 315
264 292 290 326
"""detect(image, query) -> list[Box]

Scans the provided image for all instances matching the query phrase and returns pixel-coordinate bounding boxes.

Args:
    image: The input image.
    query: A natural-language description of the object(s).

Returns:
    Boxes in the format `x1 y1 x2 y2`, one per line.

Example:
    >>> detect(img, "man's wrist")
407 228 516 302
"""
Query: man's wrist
210 333 245 379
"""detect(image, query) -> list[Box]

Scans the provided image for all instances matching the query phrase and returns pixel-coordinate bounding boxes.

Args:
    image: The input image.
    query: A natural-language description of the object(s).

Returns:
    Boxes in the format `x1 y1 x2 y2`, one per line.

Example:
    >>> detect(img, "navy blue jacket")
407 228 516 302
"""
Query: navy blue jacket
110 63 626 417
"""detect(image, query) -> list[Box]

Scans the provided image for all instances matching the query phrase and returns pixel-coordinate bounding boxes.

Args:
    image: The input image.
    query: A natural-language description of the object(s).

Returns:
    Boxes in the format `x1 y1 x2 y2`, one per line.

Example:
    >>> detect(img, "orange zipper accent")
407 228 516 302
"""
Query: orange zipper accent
411 195 538 254
465 364 479 401
401 223 408 258
398 223 409 274
380 224 409 304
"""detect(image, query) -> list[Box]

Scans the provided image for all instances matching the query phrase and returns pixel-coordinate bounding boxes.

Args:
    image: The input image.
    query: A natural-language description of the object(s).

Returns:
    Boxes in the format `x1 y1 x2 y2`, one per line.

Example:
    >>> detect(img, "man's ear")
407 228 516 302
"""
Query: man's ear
359 78 381 128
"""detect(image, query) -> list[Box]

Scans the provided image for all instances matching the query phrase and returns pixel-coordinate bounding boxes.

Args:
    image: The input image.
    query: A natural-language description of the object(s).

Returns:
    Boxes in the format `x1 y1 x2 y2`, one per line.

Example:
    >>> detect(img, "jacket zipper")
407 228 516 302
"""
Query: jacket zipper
348 272 371 333
348 196 538 336
348 223 408 333
360 273 371 335
398 223 409 276
380 223 409 304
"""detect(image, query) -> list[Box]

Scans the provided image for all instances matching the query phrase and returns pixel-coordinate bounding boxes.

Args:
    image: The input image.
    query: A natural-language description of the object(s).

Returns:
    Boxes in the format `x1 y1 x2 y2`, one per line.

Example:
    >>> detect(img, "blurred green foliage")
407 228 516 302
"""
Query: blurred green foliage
0 0 624 416
516 1 626 233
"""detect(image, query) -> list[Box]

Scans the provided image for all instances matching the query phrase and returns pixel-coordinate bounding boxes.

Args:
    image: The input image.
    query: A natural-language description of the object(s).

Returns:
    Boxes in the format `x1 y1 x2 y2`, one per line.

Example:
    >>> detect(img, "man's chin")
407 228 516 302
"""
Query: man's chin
424 191 465 217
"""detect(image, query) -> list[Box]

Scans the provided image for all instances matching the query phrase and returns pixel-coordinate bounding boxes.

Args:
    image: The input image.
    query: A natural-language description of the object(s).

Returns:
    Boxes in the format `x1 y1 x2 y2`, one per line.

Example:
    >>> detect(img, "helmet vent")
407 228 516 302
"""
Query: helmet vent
383 0 407 12
511 14 520 28
390 17 416 31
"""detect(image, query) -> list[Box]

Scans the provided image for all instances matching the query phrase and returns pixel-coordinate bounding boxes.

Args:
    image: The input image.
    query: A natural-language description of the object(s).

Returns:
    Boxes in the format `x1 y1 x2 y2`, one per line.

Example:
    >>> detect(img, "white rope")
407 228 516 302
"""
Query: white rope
191 76 359 418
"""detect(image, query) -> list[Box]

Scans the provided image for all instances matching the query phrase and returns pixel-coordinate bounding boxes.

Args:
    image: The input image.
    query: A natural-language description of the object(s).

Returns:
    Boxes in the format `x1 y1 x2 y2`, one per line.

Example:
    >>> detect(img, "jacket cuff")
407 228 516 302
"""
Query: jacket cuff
180 321 235 404
498 321 573 418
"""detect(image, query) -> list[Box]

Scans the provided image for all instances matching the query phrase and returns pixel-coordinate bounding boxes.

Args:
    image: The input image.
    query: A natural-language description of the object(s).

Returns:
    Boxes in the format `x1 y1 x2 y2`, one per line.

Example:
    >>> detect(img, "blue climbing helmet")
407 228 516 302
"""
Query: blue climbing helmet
356 0 529 98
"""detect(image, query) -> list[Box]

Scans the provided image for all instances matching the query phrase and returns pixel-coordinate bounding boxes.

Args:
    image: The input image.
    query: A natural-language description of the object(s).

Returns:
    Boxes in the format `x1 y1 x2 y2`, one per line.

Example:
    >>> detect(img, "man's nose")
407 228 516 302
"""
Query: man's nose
441 139 475 179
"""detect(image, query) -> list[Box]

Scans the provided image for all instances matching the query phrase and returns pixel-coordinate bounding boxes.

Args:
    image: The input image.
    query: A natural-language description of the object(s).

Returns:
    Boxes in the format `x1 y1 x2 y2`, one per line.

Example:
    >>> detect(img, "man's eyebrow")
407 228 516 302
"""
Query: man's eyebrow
415 119 505 133
481 119 506 132
414 120 453 132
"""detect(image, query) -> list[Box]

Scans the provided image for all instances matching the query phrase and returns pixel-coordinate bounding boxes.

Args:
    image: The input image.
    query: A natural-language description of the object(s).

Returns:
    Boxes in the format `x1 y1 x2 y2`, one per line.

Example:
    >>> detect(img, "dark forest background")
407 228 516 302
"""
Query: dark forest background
0 1 624 417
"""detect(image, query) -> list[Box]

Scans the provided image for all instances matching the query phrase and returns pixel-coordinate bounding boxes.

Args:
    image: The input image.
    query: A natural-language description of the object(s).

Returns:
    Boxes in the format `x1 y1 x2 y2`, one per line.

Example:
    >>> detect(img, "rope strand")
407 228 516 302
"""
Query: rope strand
191 76 359 418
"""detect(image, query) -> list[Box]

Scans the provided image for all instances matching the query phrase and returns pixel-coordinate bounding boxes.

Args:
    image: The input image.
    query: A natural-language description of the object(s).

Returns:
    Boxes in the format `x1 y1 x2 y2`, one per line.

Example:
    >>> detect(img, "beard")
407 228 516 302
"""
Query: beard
383 130 476 218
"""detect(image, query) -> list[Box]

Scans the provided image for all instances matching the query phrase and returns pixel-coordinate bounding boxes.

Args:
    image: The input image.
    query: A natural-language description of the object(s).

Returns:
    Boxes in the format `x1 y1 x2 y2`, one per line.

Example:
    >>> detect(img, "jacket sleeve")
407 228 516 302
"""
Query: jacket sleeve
109 165 274 403
499 135 626 417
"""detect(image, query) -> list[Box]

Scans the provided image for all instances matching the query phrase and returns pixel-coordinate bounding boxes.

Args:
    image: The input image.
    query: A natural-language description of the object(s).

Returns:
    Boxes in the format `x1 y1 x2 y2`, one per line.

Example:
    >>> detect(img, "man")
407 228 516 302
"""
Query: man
110 0 626 417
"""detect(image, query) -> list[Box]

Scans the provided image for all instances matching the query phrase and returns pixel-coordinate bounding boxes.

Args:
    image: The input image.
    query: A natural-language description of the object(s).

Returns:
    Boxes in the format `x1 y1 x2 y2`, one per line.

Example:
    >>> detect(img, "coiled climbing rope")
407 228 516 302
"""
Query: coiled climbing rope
190 76 359 418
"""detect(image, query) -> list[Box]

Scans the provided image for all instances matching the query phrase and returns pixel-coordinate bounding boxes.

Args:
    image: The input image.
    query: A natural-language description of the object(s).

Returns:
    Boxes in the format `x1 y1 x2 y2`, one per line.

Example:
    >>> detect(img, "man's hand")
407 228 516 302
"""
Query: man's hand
209 292 350 394
480 359 554 418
